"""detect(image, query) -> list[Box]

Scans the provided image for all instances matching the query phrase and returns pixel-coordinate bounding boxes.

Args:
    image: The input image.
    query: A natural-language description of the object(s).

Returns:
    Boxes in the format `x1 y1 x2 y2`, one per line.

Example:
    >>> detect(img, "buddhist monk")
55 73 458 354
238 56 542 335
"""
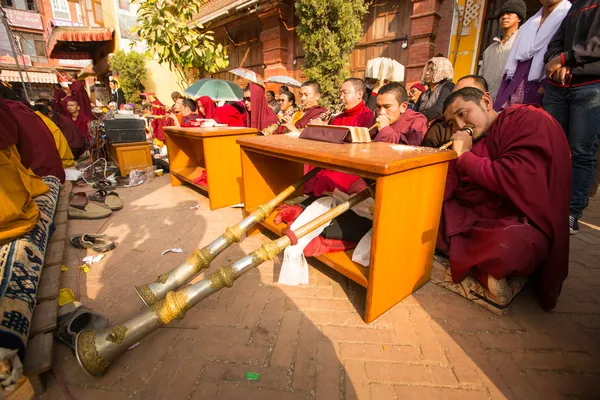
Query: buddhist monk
439 87 571 310
66 97 91 143
0 97 65 182
197 96 216 119
305 78 375 195
281 81 327 134
34 109 74 168
35 99 85 158
213 102 246 127
244 83 278 131
176 99 200 127
373 82 428 145
422 75 489 148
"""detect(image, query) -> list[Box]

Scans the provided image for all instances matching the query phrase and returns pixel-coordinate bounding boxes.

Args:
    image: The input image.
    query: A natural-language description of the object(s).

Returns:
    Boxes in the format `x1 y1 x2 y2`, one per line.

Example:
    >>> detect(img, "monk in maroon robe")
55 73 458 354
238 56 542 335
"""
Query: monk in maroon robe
34 101 86 158
69 81 93 119
53 85 69 116
214 103 245 127
440 87 571 310
244 83 277 131
65 96 91 142
304 78 375 195
373 82 428 145
281 80 327 134
1 99 65 182
177 98 200 127
198 96 216 119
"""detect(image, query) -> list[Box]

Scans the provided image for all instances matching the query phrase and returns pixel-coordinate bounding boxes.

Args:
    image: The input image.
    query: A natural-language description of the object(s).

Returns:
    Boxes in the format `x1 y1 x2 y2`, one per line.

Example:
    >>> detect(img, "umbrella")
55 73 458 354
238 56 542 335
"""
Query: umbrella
183 78 243 101
265 75 302 88
365 57 405 82
229 67 265 87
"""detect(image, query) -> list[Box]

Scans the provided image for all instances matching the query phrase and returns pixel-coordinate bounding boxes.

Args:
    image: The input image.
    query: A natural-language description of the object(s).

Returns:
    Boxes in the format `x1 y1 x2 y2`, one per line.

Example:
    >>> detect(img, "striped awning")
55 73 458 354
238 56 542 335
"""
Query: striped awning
0 70 58 84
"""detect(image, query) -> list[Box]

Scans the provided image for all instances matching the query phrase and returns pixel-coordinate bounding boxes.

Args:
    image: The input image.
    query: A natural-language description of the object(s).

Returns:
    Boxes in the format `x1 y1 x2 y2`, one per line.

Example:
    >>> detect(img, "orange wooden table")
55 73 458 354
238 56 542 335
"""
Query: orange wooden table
237 135 456 323
164 126 258 210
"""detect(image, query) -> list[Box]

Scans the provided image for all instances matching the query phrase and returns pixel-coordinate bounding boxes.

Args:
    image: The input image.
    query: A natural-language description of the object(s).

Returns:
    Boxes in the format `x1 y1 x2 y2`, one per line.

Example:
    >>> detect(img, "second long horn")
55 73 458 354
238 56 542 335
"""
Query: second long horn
134 167 322 307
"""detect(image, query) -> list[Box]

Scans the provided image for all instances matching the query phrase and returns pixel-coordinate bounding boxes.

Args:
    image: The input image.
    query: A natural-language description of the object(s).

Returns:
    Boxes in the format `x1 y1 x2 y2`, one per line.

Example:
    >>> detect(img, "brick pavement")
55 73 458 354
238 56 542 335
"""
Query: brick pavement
38 176 600 399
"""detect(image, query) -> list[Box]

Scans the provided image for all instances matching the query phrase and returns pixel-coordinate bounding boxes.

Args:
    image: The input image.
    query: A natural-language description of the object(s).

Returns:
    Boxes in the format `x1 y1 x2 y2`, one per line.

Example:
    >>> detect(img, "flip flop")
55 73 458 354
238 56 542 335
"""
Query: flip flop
68 201 112 220
55 302 108 351
69 192 88 210
92 179 116 191
89 190 123 211
69 234 116 252
69 233 108 249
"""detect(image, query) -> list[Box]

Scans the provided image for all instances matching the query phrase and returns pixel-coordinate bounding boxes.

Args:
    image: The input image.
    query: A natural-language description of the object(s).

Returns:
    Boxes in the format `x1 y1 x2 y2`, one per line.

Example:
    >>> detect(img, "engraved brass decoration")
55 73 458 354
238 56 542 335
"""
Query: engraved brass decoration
188 248 212 274
106 325 128 344
155 291 189 325
77 331 109 377
155 274 169 284
208 265 238 290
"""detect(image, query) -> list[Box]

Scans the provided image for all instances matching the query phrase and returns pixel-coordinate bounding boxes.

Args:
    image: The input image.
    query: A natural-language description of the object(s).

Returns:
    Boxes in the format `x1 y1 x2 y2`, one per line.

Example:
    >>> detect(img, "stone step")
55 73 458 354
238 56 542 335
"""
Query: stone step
36 265 61 302
29 300 57 337
23 332 53 377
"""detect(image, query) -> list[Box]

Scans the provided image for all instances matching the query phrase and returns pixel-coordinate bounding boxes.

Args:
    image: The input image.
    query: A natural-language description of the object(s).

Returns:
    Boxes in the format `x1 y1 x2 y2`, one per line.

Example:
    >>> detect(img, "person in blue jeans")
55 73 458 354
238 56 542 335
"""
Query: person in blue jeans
543 0 600 234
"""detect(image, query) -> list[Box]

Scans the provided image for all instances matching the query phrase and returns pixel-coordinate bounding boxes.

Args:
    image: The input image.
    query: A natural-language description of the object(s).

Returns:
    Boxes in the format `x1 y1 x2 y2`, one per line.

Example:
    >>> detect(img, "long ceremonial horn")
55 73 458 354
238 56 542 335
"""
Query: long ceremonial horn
76 185 374 377
134 167 322 307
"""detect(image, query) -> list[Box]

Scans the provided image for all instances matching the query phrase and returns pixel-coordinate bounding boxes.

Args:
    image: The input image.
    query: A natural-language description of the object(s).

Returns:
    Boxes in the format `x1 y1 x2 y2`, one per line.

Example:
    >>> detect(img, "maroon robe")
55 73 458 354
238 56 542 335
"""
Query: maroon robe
330 101 374 128
181 113 200 127
198 96 216 119
246 83 277 131
438 105 571 310
70 81 93 119
294 105 328 129
304 102 374 196
53 113 85 158
71 112 91 142
2 99 65 182
373 109 428 145
53 88 68 116
214 104 245 127
152 98 166 116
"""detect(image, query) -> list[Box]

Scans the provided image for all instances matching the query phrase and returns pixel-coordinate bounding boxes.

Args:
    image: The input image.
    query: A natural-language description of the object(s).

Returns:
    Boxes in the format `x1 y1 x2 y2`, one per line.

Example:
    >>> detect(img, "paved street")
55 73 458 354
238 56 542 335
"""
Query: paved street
40 175 600 399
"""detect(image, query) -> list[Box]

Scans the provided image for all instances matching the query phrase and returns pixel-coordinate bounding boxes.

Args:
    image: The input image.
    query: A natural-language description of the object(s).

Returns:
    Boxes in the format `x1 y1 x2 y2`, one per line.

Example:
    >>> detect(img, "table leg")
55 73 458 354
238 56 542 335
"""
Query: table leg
203 135 245 210
365 162 449 323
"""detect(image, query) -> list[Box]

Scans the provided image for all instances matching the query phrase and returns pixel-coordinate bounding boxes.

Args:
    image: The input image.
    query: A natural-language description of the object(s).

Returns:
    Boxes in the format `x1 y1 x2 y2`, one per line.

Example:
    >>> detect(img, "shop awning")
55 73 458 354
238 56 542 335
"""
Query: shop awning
0 70 58 84
46 26 115 60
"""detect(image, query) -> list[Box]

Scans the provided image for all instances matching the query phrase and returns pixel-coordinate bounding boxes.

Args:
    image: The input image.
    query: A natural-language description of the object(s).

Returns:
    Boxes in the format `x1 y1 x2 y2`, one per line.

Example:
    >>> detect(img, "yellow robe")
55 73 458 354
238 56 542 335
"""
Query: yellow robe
35 111 74 168
0 145 49 244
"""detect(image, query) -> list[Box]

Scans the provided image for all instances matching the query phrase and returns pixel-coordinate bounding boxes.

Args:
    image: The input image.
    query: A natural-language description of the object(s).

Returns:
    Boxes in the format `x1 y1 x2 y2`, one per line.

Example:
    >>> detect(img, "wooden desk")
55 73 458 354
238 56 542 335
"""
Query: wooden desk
237 135 456 323
163 126 258 210
107 141 152 176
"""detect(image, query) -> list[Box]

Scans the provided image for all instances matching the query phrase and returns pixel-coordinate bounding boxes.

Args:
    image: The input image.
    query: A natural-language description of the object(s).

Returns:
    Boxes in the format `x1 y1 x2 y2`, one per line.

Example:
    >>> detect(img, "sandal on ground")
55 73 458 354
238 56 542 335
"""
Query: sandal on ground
69 192 88 210
92 179 116 191
69 234 116 252
68 201 112 220
55 302 108 351
89 190 123 211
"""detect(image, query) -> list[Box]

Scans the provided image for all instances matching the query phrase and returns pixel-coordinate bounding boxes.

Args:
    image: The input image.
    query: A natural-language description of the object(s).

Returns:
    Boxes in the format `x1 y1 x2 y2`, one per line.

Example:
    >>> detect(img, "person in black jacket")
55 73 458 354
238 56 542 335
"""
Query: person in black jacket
414 57 455 121
543 0 600 235
109 80 125 110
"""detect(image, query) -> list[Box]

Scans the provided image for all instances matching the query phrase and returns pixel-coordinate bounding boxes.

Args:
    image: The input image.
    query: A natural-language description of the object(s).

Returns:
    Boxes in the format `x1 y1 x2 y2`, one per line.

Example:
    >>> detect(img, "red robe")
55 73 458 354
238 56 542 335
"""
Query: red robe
151 99 166 116
245 83 278 131
181 113 200 127
71 112 91 142
53 88 68 116
214 104 245 127
53 113 85 158
2 99 65 182
70 81 93 119
304 102 374 196
198 96 216 119
330 101 374 128
437 105 571 310
373 109 428 145
294 105 328 129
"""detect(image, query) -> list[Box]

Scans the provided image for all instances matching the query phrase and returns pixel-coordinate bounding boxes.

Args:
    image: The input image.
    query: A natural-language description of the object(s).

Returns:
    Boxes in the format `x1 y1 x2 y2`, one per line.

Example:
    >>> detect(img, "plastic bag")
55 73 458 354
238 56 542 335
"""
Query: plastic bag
128 166 155 186
278 197 336 286
352 229 372 267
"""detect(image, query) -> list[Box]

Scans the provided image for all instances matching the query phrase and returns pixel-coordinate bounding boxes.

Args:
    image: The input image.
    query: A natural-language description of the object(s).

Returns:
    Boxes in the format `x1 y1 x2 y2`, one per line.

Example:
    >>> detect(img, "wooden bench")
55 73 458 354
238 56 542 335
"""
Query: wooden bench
164 126 258 210
237 135 455 323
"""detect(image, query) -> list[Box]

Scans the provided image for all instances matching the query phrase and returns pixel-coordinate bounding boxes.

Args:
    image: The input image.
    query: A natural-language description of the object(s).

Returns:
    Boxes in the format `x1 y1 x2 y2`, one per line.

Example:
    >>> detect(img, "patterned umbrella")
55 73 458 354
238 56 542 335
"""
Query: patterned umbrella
183 78 243 101
265 75 302 88
229 67 265 87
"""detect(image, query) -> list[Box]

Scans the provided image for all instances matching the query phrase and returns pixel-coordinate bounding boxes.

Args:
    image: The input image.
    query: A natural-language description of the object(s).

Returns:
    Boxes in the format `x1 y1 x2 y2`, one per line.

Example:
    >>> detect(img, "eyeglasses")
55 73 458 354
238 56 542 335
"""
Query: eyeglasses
340 90 355 95
277 99 287 103
243 97 251 102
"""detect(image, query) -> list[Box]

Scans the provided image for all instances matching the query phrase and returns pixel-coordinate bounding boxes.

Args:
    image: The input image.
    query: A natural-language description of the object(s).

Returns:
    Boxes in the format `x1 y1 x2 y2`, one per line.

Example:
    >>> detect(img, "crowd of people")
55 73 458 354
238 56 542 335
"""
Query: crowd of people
0 0 598 311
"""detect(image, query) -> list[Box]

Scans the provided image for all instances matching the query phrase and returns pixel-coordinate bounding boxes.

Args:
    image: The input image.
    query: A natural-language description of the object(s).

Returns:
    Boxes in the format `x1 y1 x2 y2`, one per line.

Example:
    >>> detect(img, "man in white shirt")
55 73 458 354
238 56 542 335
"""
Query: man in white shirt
479 0 527 100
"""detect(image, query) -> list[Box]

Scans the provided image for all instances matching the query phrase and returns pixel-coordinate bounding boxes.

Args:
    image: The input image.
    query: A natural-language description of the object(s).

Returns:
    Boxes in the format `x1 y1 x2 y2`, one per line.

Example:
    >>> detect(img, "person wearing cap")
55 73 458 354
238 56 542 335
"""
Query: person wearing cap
408 83 426 110
494 0 571 111
479 0 526 100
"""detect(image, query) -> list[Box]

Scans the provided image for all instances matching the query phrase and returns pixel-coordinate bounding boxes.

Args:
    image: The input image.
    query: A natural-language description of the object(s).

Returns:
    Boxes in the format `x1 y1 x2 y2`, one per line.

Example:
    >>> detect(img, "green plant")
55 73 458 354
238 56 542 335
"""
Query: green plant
296 0 369 106
132 0 229 89
109 50 147 105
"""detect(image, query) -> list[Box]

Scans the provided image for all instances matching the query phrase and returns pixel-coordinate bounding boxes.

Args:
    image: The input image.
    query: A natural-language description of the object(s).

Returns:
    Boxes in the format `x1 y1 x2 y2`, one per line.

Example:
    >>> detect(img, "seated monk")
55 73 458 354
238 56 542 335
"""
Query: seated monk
214 102 246 127
244 83 277 131
34 99 85 158
176 99 200 127
66 96 91 143
373 82 428 145
305 78 375 196
34 107 74 168
280 81 327 134
262 90 302 135
0 97 65 182
439 87 571 310
422 75 490 148
197 96 216 119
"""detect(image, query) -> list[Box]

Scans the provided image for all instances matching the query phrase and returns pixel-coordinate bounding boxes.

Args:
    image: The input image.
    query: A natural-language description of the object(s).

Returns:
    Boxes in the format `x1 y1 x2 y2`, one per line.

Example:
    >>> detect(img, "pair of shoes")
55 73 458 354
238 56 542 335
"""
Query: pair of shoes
69 234 117 252
89 190 123 211
68 192 113 220
569 214 579 235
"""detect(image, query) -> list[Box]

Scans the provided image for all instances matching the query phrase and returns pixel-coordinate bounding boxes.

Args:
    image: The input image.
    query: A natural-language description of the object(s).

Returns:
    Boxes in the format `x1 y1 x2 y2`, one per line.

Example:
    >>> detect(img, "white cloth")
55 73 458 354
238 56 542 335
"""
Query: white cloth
351 229 372 267
278 197 336 286
503 1 572 82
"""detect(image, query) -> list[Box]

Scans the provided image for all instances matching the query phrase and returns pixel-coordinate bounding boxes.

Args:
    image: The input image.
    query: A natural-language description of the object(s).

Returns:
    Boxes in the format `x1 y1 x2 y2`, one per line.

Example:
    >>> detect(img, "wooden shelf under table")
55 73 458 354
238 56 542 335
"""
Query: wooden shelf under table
170 166 208 192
